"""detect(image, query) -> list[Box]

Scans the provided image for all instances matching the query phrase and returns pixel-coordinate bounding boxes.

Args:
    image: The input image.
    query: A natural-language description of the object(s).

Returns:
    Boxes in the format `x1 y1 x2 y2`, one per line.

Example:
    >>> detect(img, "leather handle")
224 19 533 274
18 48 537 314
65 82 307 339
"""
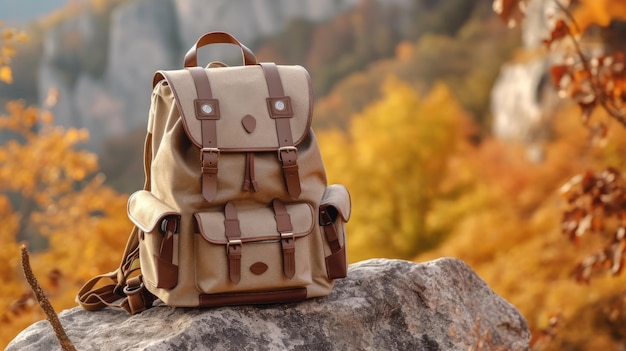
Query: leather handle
184 31 257 67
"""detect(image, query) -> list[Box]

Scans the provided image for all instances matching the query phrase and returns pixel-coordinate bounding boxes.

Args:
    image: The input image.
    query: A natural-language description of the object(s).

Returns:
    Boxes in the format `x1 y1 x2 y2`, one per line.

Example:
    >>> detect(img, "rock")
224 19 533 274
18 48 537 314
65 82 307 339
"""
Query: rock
490 0 561 152
6 258 530 351
106 0 180 134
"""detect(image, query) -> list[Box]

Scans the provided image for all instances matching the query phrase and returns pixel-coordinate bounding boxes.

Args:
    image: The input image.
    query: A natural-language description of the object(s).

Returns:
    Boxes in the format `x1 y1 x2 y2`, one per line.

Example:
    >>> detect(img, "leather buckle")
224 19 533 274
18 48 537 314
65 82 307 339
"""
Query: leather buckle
277 146 297 161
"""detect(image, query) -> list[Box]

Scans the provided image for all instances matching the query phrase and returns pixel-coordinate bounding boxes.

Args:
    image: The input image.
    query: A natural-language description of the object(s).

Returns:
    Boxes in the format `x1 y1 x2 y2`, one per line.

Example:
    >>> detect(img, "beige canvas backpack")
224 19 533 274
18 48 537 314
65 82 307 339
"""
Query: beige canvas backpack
77 32 351 314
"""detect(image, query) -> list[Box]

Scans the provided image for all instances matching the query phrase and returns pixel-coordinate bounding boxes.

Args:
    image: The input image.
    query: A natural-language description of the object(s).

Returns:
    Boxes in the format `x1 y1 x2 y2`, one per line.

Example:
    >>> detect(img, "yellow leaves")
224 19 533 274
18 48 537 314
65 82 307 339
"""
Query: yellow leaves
320 76 471 261
0 66 12 84
573 0 626 31
0 98 130 348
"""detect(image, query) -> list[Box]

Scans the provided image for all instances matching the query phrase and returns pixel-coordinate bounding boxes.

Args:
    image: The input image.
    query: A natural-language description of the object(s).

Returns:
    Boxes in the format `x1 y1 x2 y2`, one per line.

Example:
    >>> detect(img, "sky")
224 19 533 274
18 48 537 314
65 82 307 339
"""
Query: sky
0 0 67 23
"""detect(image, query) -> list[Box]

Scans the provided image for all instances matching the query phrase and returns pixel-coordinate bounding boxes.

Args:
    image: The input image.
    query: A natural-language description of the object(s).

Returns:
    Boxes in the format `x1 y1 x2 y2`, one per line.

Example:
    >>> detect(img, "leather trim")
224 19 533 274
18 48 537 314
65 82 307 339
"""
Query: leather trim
272 199 296 279
224 202 242 284
325 245 347 279
188 67 219 203
250 262 268 275
199 287 307 307
241 115 256 133
260 62 302 198
183 31 257 68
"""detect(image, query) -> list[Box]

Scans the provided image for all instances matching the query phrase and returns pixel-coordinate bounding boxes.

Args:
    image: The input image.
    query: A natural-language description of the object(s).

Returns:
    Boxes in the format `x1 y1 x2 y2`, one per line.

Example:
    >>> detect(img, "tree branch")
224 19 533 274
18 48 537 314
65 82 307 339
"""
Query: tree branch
20 245 76 351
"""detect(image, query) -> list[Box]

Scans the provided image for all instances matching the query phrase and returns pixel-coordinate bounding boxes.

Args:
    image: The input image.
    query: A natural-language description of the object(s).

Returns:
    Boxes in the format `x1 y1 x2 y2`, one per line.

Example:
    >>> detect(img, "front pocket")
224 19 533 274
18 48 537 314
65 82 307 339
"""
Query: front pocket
194 200 314 294
127 190 181 290
320 184 351 279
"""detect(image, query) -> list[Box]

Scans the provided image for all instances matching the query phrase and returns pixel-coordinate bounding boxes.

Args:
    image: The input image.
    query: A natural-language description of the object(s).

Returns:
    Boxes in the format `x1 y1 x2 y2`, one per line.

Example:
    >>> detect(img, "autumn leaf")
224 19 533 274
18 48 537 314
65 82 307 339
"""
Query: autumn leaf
492 0 528 28
0 66 12 84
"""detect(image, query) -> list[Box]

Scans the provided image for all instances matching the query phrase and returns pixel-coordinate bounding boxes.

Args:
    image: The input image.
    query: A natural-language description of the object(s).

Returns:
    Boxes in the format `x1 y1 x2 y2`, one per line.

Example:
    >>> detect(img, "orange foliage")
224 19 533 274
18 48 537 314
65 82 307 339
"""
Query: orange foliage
0 103 130 348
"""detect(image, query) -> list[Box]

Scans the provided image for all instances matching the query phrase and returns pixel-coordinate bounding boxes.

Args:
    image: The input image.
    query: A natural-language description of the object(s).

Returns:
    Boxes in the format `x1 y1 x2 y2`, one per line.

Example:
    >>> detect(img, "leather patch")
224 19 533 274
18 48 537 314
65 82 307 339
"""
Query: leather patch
267 97 293 118
194 99 220 120
242 115 256 133
250 262 268 275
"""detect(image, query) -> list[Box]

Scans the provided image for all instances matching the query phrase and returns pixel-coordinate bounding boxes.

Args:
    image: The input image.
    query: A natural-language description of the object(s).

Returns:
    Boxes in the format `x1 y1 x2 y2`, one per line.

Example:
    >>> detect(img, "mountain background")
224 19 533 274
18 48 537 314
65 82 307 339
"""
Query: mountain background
0 0 517 192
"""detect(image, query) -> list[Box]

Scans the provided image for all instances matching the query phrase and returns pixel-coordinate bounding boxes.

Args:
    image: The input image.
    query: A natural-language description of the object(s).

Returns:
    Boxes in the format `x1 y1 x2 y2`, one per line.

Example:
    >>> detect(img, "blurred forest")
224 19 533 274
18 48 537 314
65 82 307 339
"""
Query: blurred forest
2 0 626 350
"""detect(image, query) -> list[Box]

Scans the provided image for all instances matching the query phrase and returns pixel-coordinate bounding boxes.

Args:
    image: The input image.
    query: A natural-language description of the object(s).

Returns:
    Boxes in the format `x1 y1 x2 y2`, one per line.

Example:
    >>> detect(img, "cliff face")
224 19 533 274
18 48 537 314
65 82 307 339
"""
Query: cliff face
490 0 560 158
37 0 361 151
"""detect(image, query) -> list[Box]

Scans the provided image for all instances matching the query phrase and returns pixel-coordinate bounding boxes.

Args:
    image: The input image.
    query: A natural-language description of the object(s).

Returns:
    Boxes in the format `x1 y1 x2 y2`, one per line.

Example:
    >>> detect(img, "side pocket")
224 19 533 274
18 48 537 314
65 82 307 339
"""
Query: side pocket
320 184 351 279
128 190 181 290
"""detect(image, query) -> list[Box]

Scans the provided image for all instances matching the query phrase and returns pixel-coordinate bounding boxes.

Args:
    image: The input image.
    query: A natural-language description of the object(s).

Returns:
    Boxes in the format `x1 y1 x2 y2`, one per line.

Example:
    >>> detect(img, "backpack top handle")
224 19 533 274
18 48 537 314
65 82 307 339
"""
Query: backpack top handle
183 31 258 68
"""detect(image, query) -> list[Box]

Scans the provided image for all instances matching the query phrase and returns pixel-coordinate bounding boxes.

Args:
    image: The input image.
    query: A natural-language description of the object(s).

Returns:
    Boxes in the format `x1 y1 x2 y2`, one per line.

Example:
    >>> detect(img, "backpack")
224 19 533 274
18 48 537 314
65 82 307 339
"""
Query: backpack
76 32 351 314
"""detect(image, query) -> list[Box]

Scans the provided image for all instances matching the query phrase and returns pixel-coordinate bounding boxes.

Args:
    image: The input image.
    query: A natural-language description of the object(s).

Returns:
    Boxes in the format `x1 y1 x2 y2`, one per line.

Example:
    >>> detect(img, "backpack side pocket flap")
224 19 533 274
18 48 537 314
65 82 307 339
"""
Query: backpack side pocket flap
320 184 351 222
127 190 180 233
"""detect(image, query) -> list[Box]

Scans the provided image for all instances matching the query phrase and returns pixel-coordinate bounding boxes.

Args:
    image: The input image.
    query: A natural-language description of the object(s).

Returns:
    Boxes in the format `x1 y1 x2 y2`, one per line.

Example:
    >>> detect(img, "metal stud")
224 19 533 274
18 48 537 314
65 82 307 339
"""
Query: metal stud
274 100 286 111
201 103 213 115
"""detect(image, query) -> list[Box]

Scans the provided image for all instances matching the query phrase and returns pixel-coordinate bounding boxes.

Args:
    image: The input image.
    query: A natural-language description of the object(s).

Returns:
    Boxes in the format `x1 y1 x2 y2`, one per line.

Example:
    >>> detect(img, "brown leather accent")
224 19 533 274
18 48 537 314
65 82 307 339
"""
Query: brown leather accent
224 202 242 284
184 31 257 68
199 287 307 307
272 199 296 279
320 205 347 279
242 152 259 192
266 97 293 119
250 262 268 275
320 207 342 253
188 67 219 203
241 114 256 133
194 99 220 120
325 245 347 279
154 216 179 289
121 276 155 315
260 62 302 198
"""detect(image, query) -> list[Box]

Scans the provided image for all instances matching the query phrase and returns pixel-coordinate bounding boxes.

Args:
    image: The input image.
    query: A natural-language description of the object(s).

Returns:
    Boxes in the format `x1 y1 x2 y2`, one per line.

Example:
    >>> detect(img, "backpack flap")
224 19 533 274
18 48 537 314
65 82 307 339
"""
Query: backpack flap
128 191 181 290
153 64 312 151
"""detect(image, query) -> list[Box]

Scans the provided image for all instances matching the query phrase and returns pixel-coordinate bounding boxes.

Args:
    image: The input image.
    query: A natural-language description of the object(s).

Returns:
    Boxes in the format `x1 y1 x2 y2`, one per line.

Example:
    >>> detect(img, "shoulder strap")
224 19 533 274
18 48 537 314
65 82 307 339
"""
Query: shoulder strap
76 133 156 315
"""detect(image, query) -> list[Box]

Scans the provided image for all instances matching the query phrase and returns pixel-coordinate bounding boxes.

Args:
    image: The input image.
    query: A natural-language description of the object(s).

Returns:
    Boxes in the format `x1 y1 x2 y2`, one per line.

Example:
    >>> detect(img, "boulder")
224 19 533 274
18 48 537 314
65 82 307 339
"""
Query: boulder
6 258 530 351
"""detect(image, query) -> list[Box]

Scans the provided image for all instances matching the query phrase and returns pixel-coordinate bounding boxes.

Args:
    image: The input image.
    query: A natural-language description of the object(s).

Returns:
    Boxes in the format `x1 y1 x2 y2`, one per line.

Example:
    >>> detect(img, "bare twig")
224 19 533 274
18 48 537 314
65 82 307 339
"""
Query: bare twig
20 245 76 351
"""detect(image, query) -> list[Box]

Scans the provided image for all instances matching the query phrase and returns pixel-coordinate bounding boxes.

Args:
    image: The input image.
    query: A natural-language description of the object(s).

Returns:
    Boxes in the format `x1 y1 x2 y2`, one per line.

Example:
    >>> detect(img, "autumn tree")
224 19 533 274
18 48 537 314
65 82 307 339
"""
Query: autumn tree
319 77 472 261
0 24 130 349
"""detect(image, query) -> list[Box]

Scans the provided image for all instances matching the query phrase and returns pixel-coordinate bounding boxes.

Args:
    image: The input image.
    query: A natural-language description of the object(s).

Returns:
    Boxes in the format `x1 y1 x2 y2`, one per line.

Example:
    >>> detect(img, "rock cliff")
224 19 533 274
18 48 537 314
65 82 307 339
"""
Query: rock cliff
6 258 530 351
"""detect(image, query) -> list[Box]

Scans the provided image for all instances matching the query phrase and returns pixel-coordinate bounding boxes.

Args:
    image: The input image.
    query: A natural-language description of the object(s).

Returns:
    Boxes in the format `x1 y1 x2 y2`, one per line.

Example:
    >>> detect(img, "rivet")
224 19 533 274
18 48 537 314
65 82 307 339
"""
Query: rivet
201 103 213 115
274 100 286 111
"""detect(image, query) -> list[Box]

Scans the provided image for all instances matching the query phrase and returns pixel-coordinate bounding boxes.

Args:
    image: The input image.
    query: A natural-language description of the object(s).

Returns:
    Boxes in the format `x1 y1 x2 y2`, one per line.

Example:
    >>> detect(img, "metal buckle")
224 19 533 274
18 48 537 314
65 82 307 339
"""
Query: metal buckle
280 232 294 240
277 146 297 161
226 239 242 254
123 282 144 295
159 216 179 235
200 147 220 162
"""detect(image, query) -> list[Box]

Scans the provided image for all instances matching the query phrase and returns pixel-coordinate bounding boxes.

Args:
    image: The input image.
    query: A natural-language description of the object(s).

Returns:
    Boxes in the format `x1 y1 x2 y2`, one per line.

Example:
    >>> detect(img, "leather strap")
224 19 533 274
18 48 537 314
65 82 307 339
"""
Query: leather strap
75 234 153 315
224 202 242 284
320 206 342 253
188 67 220 203
272 199 296 279
184 31 257 68
76 128 158 315
260 62 301 198
243 152 259 192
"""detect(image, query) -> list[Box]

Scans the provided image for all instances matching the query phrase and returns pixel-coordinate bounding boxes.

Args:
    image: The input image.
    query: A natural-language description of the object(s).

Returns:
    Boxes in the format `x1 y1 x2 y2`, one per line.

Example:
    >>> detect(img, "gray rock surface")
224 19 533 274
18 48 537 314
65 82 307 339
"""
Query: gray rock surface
7 258 530 351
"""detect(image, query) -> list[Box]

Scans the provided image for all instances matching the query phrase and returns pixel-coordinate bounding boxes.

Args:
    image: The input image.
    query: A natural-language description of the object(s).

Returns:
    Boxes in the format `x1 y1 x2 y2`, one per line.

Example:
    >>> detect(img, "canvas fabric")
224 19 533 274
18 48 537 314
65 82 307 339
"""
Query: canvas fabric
76 31 350 314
